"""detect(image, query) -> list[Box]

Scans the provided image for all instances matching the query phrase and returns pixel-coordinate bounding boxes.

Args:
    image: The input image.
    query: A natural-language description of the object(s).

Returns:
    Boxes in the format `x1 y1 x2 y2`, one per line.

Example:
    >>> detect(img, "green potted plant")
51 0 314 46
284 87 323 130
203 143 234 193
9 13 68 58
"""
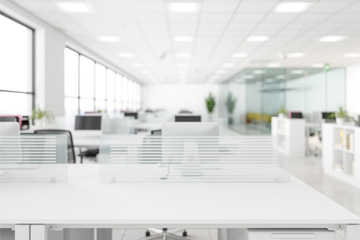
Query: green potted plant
328 107 351 125
31 107 54 126
205 93 216 120
278 107 286 118
225 92 237 125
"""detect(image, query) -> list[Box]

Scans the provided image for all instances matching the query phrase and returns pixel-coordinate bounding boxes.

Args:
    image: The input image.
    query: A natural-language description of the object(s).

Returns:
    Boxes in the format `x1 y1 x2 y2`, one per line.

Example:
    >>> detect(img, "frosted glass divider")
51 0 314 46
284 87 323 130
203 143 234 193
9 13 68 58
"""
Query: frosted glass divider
99 135 289 183
0 135 67 183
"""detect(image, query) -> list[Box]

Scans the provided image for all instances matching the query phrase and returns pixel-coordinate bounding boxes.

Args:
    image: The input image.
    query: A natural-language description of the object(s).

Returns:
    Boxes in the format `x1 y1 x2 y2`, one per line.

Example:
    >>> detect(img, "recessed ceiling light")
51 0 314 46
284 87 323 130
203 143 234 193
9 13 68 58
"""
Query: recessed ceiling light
232 53 248 58
273 2 313 13
168 2 200 13
176 53 191 58
291 70 304 75
312 63 324 68
55 2 95 13
245 75 254 79
246 36 269 42
287 52 305 58
119 53 135 58
254 70 265 74
178 63 189 68
97 36 120 42
267 63 281 68
223 63 234 68
132 63 143 68
174 36 193 42
216 70 227 75
319 35 347 42
344 53 360 58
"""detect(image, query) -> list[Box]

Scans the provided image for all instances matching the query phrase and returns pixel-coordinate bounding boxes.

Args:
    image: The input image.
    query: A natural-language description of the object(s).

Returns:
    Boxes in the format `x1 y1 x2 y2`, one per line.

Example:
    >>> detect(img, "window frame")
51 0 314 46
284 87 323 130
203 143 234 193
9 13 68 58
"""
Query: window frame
64 46 142 115
0 11 35 113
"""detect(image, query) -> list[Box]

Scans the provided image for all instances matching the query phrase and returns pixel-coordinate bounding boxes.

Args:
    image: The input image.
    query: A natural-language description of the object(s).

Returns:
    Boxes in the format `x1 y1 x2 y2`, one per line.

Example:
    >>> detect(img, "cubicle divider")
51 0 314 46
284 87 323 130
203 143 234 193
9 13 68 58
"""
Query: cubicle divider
0 135 67 182
99 135 289 183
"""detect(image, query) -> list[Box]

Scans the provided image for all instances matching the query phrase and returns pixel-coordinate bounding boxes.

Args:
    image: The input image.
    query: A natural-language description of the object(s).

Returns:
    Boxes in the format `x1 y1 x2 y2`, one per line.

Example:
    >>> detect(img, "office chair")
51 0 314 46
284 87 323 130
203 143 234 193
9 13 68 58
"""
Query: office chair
34 129 76 164
141 130 188 240
78 148 99 163
150 129 162 135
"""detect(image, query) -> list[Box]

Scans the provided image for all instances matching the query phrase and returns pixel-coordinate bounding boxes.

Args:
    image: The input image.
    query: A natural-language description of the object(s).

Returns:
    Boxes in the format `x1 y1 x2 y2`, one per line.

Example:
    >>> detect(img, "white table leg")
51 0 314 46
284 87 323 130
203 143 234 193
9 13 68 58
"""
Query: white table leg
15 225 30 240
345 225 360 240
31 225 48 240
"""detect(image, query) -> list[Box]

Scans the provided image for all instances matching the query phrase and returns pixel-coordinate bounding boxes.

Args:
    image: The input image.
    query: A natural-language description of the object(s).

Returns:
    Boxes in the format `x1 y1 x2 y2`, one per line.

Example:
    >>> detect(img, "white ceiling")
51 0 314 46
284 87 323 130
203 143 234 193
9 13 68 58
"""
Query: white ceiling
10 0 360 84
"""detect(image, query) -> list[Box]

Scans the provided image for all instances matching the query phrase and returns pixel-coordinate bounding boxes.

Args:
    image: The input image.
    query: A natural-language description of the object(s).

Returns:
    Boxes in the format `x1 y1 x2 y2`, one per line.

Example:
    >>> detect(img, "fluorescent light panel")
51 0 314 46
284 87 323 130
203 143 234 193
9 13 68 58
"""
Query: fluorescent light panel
273 2 313 13
97 36 120 42
312 63 324 68
232 53 248 58
216 70 226 74
168 2 199 13
246 36 269 42
223 63 234 68
119 53 135 58
287 52 305 58
55 2 95 13
319 35 347 42
176 53 191 58
267 63 281 68
132 63 143 68
174 36 193 42
344 53 360 58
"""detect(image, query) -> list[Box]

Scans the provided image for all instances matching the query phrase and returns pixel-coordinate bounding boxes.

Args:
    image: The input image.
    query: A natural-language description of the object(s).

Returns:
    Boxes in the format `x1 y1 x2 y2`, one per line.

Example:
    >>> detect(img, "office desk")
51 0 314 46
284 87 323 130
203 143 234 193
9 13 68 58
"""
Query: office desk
0 165 359 240
135 122 162 132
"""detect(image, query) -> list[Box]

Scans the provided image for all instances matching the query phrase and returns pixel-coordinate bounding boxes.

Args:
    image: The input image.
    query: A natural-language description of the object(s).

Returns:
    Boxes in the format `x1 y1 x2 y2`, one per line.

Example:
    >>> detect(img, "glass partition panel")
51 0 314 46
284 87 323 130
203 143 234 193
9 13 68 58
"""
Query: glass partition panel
99 135 289 183
223 67 346 134
327 68 345 111
0 135 67 182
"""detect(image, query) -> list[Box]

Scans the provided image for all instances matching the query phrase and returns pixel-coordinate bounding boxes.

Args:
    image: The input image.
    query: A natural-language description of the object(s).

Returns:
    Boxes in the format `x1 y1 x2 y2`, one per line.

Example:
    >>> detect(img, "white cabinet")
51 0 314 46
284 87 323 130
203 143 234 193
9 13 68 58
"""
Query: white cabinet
222 229 335 240
322 123 360 188
271 117 306 156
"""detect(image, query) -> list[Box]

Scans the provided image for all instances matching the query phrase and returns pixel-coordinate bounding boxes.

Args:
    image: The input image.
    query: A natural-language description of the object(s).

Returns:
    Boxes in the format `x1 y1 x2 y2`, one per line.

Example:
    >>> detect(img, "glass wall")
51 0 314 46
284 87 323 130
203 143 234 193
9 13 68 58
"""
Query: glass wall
221 68 346 134
64 47 142 117
0 12 34 115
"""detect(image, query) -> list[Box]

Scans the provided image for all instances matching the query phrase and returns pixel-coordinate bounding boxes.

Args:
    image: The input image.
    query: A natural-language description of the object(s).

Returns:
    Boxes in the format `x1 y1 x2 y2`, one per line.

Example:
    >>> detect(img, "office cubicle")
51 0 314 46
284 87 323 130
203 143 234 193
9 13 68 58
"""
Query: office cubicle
99 135 289 183
0 135 67 182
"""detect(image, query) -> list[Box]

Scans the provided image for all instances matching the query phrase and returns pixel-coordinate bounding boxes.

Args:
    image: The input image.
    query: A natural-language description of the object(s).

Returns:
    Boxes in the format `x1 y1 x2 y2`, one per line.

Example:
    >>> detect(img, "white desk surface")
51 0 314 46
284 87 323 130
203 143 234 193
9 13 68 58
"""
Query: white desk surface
0 165 359 227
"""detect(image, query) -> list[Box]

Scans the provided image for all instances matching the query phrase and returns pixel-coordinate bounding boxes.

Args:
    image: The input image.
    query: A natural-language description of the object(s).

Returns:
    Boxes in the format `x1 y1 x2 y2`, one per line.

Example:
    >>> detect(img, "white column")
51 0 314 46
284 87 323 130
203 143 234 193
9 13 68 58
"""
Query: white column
15 225 30 240
345 225 360 240
31 225 48 240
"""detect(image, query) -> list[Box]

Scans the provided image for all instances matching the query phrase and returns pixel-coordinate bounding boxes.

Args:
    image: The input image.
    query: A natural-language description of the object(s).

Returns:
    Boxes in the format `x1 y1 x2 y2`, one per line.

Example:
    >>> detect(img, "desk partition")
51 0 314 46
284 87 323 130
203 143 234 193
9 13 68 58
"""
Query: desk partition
99 135 289 183
0 135 67 182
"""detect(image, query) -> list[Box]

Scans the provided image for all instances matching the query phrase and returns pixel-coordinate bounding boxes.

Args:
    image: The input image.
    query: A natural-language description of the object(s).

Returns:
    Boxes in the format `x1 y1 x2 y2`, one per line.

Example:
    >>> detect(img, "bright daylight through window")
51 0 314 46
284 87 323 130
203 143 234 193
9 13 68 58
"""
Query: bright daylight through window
0 12 34 115
64 47 142 117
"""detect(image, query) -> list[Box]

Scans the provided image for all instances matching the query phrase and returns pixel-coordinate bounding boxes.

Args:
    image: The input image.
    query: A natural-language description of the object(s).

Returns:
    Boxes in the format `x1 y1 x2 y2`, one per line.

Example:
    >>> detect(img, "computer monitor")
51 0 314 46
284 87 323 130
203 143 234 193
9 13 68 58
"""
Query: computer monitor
162 122 219 136
0 116 18 122
124 112 138 120
0 122 20 136
322 112 335 120
74 115 102 130
175 115 201 122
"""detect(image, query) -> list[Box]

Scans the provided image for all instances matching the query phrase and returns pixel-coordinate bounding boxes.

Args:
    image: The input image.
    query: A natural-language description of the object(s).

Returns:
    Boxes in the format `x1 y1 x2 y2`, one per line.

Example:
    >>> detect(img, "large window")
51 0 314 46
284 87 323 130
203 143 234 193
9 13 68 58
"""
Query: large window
0 12 34 115
64 47 141 117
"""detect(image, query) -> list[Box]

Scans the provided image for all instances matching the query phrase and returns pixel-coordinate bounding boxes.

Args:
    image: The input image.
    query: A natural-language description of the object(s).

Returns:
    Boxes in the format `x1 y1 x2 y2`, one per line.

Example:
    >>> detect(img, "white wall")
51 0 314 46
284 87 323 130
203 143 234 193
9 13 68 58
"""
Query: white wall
146 83 220 119
346 64 360 115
